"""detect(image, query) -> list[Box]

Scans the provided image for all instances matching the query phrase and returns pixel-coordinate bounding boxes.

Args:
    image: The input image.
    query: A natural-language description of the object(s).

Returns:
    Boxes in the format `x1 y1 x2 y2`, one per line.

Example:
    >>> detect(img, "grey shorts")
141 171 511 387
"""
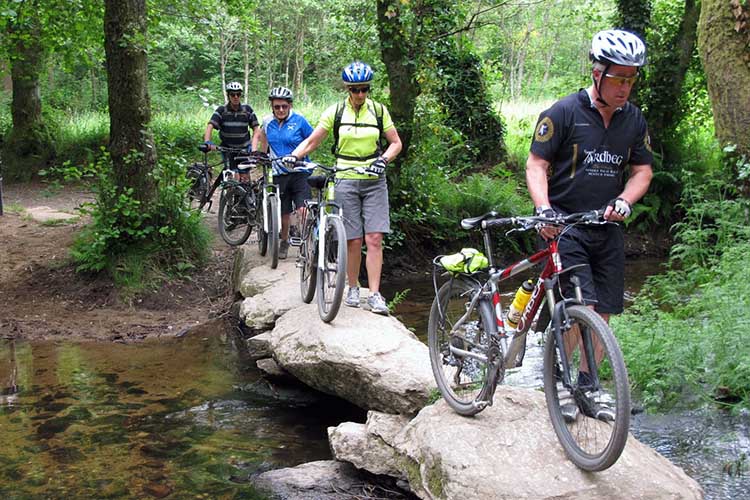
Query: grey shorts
334 177 390 240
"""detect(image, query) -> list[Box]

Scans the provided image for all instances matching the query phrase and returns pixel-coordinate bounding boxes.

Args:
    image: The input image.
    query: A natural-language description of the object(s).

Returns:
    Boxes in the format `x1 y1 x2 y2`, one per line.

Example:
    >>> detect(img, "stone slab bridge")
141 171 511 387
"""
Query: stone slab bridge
232 245 703 500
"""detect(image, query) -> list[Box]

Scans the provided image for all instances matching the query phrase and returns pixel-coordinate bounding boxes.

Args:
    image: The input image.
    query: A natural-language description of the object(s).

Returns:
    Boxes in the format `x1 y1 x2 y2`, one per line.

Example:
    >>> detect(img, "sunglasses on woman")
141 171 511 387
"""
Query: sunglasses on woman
348 86 370 94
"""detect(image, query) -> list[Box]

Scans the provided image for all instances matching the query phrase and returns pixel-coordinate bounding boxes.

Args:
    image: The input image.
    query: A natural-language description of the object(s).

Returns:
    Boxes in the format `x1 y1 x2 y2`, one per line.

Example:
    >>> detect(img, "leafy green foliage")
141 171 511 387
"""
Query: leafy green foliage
615 170 750 411
71 148 210 290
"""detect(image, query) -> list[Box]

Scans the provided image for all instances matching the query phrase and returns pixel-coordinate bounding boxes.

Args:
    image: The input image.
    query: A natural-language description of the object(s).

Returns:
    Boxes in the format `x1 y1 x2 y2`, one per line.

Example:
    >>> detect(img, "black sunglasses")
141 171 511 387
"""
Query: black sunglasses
273 104 290 110
348 86 370 94
228 92 242 97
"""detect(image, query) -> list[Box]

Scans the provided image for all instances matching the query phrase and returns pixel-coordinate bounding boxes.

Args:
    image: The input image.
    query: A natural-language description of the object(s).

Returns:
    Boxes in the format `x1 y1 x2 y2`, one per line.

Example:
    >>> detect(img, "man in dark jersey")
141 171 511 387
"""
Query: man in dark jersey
203 81 261 175
526 29 653 422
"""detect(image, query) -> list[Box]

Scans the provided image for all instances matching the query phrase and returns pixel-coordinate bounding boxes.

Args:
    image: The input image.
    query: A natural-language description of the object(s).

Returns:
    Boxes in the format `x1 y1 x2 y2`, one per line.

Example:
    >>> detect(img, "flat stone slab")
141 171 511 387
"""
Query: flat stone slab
26 206 78 223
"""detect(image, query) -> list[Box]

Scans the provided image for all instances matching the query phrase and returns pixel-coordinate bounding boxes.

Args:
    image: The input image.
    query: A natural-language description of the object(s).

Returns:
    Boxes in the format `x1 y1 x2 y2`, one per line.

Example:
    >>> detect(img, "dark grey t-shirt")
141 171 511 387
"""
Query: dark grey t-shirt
530 89 653 214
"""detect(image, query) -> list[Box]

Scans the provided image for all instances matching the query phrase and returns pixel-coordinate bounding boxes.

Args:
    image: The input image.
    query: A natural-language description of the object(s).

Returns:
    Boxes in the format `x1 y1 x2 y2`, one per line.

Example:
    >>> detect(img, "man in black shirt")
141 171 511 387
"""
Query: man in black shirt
526 29 653 421
203 81 261 173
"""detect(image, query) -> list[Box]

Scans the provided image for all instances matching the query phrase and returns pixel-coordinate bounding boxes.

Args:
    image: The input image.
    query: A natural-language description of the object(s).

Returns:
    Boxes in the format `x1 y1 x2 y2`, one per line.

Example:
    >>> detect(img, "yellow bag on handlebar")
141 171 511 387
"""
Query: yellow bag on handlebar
439 248 489 274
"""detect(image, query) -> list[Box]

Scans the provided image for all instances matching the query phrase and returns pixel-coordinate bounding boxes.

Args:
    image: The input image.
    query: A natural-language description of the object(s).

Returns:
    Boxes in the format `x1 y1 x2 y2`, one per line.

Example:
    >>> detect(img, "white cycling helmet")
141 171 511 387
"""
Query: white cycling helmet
225 81 243 92
269 86 293 101
590 29 647 67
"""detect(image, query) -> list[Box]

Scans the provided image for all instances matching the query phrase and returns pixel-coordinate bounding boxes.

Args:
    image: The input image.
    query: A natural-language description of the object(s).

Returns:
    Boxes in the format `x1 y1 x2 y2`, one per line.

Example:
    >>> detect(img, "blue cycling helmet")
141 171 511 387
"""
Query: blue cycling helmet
342 61 373 84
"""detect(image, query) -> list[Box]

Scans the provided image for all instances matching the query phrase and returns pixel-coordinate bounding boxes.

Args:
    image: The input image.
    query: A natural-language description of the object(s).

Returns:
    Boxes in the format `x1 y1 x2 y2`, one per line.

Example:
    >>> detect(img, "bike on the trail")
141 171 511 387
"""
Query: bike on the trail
291 161 355 323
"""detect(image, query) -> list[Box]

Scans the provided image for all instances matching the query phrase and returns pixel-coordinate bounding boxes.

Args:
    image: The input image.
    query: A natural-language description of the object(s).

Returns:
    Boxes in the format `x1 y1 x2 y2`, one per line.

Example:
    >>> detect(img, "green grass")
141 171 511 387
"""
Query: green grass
3 202 25 214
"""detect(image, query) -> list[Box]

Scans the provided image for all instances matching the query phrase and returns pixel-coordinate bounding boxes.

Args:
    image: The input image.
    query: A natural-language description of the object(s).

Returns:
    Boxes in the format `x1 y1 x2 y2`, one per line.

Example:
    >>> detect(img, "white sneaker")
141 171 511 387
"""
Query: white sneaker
557 382 579 423
367 292 389 315
344 286 360 308
587 389 616 422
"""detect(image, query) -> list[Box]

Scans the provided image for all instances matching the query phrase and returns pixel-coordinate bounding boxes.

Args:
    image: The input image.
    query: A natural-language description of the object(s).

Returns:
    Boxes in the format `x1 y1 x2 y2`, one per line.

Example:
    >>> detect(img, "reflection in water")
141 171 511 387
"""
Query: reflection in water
0 334 363 498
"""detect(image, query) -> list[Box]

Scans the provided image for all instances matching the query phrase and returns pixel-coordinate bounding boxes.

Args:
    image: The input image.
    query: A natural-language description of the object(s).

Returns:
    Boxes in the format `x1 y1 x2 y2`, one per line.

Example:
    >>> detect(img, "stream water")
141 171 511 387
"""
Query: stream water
0 333 363 499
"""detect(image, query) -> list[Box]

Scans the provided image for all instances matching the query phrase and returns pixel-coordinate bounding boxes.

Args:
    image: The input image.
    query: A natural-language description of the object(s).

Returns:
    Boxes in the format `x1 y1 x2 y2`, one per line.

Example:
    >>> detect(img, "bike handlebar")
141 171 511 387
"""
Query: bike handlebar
198 144 250 154
464 209 607 231
292 161 359 174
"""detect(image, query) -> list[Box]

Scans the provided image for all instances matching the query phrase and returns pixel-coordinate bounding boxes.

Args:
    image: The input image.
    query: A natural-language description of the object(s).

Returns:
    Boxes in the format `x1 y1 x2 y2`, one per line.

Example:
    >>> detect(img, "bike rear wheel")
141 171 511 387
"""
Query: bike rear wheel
428 277 497 416
543 305 630 471
267 195 280 269
186 165 208 210
218 186 252 246
316 216 347 323
299 210 318 303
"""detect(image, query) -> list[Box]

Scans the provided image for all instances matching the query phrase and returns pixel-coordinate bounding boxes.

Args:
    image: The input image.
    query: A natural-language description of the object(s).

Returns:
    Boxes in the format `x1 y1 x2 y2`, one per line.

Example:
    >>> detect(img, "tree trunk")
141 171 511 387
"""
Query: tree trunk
103 0 156 202
219 29 231 100
3 8 55 181
243 33 249 95
641 0 700 153
294 24 305 93
698 0 750 158
375 0 420 177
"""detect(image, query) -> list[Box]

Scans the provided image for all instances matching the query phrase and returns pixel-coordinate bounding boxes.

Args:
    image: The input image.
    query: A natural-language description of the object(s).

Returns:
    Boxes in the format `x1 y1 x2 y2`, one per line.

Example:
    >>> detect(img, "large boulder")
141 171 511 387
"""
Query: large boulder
236 254 303 331
328 412 410 478
330 389 704 500
267 303 435 415
253 460 408 500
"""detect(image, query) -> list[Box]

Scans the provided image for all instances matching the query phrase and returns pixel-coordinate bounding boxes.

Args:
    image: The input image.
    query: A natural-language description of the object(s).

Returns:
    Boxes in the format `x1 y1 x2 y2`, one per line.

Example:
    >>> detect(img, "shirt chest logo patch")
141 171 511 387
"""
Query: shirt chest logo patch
582 149 624 167
286 123 297 131
535 116 554 142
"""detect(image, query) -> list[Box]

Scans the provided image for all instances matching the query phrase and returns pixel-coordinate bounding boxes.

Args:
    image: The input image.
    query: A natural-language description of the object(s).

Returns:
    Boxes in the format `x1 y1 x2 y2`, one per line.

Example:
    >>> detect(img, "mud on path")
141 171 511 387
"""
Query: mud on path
0 182 236 342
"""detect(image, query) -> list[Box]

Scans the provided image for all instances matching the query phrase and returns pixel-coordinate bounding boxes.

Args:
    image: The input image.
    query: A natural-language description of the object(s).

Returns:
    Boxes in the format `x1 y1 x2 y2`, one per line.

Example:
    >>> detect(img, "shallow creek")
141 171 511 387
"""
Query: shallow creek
0 334 363 498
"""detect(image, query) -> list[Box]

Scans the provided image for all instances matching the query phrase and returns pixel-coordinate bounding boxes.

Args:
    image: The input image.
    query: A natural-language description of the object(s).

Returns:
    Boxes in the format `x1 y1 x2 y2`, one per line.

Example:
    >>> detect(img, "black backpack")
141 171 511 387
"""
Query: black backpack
331 100 387 161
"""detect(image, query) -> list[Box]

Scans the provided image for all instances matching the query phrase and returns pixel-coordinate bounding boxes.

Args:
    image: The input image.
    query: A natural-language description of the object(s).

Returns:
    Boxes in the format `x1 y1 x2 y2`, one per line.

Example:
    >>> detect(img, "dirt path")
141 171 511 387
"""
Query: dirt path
0 182 236 342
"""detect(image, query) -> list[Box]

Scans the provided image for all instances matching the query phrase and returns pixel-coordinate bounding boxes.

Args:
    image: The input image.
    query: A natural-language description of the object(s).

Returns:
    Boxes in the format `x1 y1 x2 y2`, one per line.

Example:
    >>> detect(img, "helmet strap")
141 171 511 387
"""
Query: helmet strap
593 62 611 108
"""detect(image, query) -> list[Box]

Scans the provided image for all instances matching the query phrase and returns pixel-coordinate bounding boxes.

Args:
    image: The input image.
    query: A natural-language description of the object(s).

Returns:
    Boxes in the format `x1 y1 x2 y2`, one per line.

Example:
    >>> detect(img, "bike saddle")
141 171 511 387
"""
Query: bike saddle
460 211 499 230
307 176 326 190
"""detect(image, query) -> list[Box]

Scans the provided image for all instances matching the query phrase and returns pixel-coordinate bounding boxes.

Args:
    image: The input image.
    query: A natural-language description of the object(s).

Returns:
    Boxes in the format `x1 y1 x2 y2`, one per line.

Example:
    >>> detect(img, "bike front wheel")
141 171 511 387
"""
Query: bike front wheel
428 277 497 416
256 190 269 256
299 210 318 304
267 195 280 269
218 186 252 246
316 216 347 323
543 305 630 471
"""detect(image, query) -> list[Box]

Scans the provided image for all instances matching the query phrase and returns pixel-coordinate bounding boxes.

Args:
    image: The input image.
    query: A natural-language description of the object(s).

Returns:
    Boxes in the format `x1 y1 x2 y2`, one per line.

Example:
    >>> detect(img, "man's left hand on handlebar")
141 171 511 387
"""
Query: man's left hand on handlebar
604 197 631 222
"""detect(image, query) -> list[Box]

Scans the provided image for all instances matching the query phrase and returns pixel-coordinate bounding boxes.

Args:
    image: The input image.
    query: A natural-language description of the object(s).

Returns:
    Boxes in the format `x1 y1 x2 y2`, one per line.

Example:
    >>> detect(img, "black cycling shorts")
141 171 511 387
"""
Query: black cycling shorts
557 224 624 314
274 173 312 215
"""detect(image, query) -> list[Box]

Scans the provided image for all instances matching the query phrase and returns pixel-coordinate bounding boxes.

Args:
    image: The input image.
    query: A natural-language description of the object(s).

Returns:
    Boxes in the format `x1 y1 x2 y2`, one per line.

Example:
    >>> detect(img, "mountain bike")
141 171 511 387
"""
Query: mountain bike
253 154 281 269
291 162 353 323
186 144 246 212
428 210 630 471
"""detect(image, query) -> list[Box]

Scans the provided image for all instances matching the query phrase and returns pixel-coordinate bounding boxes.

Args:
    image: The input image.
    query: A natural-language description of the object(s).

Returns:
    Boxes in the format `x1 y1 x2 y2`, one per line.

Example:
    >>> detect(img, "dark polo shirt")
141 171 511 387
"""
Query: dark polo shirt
209 103 259 150
530 89 653 214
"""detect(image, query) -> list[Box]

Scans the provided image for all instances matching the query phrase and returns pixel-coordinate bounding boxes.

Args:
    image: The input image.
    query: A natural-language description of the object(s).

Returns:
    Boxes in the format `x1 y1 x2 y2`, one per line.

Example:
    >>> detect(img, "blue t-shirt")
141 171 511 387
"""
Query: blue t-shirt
262 111 313 175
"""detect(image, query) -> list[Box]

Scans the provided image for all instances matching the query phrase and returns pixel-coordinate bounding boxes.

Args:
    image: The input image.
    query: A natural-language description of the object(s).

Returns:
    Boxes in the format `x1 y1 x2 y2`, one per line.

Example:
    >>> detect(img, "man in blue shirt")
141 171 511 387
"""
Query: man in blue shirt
257 87 314 259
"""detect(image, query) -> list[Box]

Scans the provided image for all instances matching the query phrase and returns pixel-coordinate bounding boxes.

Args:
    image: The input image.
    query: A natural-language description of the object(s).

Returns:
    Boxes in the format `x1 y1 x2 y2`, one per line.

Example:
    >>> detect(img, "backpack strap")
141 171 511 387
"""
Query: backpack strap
331 100 387 162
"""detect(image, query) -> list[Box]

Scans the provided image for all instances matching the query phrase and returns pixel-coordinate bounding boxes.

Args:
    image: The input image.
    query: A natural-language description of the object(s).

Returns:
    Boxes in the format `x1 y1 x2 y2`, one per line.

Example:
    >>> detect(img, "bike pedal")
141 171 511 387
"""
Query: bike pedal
288 237 303 247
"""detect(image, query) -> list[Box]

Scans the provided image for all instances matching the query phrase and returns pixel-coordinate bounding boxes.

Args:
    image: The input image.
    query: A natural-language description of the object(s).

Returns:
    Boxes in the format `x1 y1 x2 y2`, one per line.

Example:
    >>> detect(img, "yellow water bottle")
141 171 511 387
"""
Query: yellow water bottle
506 279 534 329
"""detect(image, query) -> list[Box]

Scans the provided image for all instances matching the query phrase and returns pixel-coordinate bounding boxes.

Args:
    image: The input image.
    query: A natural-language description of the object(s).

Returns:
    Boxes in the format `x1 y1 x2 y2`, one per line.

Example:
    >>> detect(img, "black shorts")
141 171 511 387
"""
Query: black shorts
274 173 312 215
557 224 624 314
